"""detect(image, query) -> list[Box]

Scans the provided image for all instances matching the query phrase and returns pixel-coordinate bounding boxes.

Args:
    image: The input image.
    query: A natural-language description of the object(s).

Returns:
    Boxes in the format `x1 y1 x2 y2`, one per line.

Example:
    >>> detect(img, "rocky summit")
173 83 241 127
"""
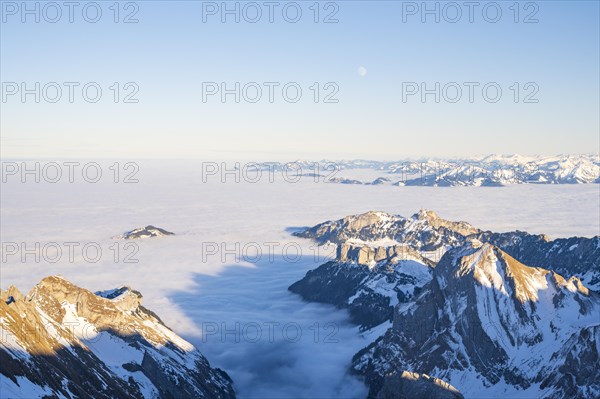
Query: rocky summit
0 276 235 399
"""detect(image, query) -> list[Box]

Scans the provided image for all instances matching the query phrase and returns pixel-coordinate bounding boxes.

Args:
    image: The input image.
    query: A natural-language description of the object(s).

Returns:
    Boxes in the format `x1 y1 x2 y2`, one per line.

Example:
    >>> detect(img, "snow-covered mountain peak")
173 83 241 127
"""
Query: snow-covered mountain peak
25 276 180 349
354 242 600 398
1 277 236 398
447 244 550 303
439 242 596 307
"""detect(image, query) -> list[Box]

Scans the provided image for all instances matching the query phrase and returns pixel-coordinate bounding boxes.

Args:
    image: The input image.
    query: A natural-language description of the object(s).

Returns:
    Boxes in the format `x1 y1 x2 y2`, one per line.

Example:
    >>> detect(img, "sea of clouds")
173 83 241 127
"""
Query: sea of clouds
1 160 599 398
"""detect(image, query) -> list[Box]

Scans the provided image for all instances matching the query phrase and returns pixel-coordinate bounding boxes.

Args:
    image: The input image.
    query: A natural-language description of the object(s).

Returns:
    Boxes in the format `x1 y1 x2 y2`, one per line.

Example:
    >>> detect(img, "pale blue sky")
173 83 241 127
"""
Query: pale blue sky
1 0 599 159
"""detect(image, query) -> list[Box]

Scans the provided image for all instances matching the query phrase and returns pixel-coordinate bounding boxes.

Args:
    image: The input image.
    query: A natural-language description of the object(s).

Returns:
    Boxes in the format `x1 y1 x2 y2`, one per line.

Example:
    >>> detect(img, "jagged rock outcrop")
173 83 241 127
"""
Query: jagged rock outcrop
352 244 600 399
376 371 464 399
117 225 174 239
538 325 600 399
336 243 438 267
294 210 600 290
289 245 435 330
0 276 235 399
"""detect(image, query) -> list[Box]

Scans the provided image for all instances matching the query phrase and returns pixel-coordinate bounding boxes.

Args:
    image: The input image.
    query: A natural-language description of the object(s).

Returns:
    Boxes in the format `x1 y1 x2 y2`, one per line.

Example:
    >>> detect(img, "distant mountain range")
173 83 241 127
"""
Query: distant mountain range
0 277 235 398
290 210 600 398
257 154 600 186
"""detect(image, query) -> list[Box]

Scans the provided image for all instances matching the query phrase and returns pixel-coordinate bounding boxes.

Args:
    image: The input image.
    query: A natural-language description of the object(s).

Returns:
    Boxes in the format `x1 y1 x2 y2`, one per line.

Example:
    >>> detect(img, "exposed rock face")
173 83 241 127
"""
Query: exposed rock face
352 244 600 399
294 210 600 290
0 276 235 399
537 325 600 399
117 225 174 239
289 246 434 330
294 210 481 254
376 371 464 399
337 243 436 267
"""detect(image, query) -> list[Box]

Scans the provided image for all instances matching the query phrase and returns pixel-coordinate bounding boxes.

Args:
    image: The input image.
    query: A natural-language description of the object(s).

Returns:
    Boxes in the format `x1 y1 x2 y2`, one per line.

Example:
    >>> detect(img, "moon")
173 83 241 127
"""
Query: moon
358 66 368 77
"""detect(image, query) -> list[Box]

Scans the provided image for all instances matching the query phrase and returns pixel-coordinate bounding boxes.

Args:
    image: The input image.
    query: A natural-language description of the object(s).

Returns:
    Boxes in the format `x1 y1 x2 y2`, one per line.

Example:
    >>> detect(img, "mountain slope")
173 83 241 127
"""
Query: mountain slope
352 244 600 399
376 371 464 399
289 244 435 330
0 276 235 399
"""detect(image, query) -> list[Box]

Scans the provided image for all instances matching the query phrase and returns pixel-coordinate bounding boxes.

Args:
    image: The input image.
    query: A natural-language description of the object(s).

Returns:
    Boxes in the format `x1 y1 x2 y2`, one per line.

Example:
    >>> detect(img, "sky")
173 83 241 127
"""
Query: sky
1 0 599 160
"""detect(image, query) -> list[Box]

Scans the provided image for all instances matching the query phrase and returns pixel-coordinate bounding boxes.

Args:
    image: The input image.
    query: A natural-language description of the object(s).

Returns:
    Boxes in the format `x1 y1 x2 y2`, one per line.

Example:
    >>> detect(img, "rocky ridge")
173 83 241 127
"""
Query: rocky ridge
0 276 235 398
294 210 600 290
